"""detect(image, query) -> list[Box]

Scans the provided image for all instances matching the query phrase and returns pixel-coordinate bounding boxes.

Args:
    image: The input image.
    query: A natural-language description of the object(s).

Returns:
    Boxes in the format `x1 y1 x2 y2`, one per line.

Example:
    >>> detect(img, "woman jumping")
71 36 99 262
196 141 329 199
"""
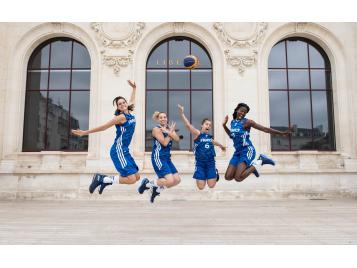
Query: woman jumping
71 80 148 195
223 102 292 182
178 104 226 190
139 111 181 203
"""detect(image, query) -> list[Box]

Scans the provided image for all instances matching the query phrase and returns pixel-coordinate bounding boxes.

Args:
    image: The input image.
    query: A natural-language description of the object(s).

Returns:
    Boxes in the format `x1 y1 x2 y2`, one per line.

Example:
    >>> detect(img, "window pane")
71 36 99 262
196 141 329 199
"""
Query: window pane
46 92 70 150
28 44 49 69
145 91 167 151
191 42 211 68
22 91 47 151
288 70 309 89
27 70 48 90
146 70 167 89
268 41 286 68
310 70 327 90
49 70 71 89
192 91 213 135
269 91 290 150
309 44 326 68
72 42 91 68
169 39 189 69
169 70 190 90
268 70 287 89
147 42 167 68
312 91 335 150
69 91 89 150
169 91 190 150
192 70 212 89
50 40 72 68
287 40 308 68
72 70 90 90
289 92 313 150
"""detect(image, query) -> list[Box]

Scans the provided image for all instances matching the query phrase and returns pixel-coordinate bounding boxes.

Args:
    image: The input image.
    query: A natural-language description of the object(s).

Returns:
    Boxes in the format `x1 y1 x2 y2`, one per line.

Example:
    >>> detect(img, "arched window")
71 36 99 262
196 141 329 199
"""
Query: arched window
145 37 213 151
23 37 91 151
268 37 335 151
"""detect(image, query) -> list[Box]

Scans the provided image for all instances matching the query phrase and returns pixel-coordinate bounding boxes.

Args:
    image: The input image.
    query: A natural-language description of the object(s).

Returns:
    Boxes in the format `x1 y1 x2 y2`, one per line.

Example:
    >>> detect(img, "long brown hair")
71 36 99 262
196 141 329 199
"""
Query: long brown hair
113 96 134 115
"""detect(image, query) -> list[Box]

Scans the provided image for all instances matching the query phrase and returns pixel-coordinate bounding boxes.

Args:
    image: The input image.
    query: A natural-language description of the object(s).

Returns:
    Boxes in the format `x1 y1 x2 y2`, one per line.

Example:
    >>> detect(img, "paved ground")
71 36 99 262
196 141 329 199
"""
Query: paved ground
0 199 357 244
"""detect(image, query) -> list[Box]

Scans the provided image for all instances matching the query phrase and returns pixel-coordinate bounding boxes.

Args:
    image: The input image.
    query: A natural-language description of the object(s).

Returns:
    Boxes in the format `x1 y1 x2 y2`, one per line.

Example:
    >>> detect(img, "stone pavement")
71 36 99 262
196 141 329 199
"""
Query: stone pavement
0 199 356 244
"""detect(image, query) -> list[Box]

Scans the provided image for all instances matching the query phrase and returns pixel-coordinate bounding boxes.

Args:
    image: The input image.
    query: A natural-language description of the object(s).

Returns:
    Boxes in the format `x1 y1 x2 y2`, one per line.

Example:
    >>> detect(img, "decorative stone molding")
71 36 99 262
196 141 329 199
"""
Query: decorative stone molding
224 50 257 74
51 22 62 31
101 50 133 75
295 22 308 33
172 22 185 33
213 22 268 48
91 22 145 48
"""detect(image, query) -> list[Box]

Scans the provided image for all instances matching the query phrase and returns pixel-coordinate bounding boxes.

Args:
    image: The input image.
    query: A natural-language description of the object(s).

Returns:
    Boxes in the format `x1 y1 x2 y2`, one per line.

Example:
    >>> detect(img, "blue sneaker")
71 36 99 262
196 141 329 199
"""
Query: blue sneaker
98 182 112 195
150 186 160 203
138 178 150 194
252 168 260 177
259 154 275 166
89 173 105 194
216 169 220 182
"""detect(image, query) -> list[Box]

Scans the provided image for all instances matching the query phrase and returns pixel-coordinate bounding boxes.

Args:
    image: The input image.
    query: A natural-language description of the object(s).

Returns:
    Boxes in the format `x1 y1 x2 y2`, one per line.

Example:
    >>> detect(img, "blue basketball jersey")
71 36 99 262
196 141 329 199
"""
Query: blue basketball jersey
114 112 136 153
152 125 172 158
193 133 216 162
229 118 253 151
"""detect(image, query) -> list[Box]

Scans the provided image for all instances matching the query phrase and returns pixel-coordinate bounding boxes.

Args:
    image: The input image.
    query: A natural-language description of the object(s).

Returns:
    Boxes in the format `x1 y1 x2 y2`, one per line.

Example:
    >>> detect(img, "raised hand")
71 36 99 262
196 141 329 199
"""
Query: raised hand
168 121 176 133
71 129 86 137
127 80 136 89
177 104 184 114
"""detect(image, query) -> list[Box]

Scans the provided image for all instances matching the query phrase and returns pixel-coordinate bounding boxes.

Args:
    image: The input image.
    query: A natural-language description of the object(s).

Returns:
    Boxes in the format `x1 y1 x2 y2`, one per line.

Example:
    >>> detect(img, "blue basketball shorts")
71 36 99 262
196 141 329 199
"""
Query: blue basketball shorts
229 145 256 167
151 156 178 178
110 144 138 177
193 160 217 180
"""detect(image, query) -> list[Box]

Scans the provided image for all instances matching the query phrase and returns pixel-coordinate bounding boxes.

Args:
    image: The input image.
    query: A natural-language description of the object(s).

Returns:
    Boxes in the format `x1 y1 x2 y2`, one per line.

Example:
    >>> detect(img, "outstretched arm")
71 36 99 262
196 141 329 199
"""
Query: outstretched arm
177 104 200 139
222 115 231 137
127 80 136 106
248 120 293 136
212 139 226 151
71 115 123 137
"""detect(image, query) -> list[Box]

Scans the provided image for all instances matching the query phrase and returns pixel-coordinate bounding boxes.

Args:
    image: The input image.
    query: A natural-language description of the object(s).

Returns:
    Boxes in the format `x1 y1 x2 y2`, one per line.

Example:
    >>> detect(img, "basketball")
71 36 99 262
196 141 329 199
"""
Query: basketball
183 55 200 69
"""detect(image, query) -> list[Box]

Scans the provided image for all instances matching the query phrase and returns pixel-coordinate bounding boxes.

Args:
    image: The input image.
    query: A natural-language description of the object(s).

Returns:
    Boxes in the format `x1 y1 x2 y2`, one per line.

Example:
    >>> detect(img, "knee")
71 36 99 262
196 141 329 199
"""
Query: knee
197 186 205 190
207 183 216 189
128 177 137 184
234 176 244 182
175 177 181 185
135 174 140 181
225 174 233 181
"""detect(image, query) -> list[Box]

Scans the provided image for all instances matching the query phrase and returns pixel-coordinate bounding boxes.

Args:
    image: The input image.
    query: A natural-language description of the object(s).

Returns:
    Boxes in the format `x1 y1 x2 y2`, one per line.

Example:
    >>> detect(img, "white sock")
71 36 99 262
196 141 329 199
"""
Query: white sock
103 175 119 184
148 179 157 187
252 159 263 171
156 185 166 193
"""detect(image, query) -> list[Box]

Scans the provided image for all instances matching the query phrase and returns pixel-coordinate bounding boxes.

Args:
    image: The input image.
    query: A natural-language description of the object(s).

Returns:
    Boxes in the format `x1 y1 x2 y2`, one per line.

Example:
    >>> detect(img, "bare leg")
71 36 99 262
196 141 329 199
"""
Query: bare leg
207 178 217 188
171 173 181 187
234 163 256 182
225 165 237 181
119 173 140 184
196 180 206 190
157 173 175 188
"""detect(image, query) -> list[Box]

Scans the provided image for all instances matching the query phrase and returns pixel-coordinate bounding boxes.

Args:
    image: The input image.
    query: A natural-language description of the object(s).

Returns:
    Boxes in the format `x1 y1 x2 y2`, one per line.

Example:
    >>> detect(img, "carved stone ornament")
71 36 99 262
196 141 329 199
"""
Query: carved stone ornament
295 22 308 33
91 22 145 48
213 22 268 48
172 22 185 33
101 50 134 75
224 50 257 74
